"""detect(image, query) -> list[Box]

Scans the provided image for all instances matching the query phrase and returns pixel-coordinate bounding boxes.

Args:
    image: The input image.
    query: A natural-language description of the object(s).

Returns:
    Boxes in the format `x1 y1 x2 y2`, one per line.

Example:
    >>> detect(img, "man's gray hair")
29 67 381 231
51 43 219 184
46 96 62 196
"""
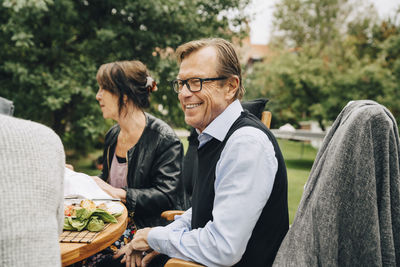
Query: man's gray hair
176 38 245 100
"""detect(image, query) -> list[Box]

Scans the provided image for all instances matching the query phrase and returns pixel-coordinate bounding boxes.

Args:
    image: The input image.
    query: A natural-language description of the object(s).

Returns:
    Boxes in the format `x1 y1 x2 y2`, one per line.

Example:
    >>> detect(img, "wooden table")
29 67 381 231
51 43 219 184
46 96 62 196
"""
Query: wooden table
60 204 128 266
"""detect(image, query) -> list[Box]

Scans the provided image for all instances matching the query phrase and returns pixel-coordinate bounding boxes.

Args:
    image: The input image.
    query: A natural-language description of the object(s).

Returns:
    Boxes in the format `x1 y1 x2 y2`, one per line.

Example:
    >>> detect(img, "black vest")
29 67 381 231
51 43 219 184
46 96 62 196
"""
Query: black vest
191 111 289 267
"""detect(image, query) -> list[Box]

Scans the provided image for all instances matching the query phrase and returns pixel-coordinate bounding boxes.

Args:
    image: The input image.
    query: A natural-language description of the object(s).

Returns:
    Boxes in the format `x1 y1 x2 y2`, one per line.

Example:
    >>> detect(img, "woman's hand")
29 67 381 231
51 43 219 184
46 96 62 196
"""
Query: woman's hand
91 176 126 202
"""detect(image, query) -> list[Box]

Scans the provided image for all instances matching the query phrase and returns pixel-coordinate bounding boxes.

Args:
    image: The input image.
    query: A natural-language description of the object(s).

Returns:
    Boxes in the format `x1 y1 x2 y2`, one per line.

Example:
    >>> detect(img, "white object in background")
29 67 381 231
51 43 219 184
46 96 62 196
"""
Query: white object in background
279 123 296 131
64 168 114 200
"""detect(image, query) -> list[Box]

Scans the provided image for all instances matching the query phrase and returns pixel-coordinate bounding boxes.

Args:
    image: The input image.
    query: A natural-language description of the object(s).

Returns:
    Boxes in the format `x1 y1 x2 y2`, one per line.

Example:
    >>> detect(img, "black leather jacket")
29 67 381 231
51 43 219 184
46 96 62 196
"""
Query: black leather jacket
99 113 184 229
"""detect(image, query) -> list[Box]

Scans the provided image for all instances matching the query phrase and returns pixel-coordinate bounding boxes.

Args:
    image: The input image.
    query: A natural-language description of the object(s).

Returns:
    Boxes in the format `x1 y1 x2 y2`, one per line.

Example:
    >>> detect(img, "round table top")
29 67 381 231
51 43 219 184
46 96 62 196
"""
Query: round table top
60 203 128 266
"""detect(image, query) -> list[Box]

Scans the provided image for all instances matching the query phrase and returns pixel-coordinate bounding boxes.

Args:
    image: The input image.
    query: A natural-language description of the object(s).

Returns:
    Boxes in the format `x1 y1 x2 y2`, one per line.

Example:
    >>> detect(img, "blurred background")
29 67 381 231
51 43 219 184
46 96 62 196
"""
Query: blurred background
1 0 399 222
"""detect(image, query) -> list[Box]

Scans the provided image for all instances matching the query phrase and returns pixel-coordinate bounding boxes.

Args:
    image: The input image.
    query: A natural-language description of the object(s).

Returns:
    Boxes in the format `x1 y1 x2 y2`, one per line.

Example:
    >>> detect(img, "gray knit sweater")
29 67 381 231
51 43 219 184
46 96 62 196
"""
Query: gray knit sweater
0 114 64 266
273 100 400 266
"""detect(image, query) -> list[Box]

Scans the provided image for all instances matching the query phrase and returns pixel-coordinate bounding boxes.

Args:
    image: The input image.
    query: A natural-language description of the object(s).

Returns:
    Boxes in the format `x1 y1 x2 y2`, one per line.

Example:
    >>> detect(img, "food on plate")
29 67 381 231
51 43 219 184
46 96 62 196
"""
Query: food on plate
92 209 118 224
68 216 89 231
80 199 96 211
97 202 107 211
64 205 75 217
75 207 93 220
63 217 75 231
87 216 105 232
63 199 118 232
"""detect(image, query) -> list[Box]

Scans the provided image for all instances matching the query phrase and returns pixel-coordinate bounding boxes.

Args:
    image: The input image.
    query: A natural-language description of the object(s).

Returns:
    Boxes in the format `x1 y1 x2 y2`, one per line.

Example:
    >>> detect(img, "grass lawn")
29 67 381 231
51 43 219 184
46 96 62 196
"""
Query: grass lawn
278 140 317 223
70 138 317 224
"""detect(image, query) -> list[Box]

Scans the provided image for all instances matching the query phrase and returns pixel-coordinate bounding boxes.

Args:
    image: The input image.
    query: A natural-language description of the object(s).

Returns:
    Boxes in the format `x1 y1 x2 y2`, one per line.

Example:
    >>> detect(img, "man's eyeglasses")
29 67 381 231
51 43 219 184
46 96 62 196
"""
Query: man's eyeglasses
171 77 227 93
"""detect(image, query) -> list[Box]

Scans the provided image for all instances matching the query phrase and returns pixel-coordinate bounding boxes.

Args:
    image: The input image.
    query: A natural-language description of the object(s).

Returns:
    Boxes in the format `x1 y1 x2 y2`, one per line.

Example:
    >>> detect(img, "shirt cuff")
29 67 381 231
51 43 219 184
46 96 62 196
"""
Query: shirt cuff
148 226 169 254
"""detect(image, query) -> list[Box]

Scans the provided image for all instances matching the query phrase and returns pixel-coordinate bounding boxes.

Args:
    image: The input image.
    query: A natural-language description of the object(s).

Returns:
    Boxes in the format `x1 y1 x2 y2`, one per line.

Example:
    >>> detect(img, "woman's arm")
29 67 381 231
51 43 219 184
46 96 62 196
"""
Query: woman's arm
92 176 127 202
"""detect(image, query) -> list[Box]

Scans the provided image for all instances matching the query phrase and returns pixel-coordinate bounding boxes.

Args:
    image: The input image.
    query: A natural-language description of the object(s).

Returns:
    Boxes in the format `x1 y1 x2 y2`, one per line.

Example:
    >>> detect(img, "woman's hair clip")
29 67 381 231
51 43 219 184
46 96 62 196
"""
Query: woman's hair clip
145 76 157 93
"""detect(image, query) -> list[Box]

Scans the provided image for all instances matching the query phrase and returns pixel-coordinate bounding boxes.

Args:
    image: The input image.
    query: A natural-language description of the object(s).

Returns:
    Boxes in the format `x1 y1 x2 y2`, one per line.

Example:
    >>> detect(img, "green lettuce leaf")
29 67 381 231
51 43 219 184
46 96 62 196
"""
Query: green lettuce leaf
67 217 89 231
87 216 105 232
93 208 117 223
63 217 76 231
75 207 94 220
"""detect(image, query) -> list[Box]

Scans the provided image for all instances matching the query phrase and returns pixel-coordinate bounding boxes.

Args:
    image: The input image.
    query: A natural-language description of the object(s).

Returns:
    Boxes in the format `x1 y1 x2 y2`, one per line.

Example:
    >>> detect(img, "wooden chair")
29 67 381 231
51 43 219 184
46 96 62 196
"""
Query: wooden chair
164 258 204 267
261 110 272 129
161 111 272 267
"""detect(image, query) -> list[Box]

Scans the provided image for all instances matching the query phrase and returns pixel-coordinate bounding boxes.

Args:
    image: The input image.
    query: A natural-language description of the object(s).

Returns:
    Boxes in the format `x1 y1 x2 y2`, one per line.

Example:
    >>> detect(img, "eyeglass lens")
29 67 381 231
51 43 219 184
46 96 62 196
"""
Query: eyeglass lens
174 78 202 93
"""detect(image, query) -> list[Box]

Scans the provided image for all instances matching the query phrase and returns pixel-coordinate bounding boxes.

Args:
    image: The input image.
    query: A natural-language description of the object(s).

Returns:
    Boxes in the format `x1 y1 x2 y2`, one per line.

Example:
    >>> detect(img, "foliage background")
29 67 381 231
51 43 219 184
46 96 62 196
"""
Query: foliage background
1 0 400 153
243 0 400 130
0 0 249 153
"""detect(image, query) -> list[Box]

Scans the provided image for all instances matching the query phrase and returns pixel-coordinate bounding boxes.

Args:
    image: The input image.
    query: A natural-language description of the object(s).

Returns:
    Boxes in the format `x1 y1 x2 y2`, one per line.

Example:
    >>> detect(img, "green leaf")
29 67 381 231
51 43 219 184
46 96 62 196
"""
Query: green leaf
67 217 89 231
63 217 76 231
75 207 94 220
93 209 118 224
87 216 105 232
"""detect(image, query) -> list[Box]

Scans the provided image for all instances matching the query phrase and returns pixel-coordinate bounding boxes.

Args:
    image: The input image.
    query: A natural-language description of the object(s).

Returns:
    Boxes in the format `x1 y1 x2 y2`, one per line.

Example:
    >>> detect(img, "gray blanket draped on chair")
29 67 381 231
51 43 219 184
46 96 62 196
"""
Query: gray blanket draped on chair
273 100 400 266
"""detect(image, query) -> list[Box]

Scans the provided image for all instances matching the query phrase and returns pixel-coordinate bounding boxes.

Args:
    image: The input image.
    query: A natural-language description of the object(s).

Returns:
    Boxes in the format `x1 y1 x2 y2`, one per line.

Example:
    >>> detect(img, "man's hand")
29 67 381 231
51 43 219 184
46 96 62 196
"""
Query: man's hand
114 228 154 266
131 227 152 251
114 241 158 267
142 251 160 267
115 245 142 267
91 176 126 202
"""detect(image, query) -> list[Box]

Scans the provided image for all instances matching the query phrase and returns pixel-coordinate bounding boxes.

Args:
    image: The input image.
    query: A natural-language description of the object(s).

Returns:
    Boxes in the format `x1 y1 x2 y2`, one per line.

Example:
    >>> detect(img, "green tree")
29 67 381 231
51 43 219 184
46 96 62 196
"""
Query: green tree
244 48 333 129
271 0 376 51
0 0 250 152
244 0 400 129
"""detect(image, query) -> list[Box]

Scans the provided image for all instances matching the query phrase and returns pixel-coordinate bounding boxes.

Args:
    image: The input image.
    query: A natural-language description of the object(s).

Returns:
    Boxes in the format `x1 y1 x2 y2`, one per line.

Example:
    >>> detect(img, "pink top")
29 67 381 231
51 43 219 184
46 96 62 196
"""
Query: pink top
109 153 128 188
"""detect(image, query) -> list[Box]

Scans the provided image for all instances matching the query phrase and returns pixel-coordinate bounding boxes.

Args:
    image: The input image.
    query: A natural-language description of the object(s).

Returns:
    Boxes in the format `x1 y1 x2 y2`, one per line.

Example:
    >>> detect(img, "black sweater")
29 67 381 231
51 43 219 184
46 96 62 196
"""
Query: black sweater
191 111 289 266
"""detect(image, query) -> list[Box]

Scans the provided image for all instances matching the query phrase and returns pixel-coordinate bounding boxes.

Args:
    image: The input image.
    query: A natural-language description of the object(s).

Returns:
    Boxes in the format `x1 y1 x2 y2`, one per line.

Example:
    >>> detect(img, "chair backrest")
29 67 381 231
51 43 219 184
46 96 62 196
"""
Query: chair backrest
273 100 400 266
261 111 272 129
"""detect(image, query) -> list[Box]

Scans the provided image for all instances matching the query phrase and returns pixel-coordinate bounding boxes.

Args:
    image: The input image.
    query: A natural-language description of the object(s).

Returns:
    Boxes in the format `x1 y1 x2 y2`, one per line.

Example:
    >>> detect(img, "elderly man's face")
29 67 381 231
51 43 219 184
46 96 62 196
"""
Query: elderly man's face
177 46 232 132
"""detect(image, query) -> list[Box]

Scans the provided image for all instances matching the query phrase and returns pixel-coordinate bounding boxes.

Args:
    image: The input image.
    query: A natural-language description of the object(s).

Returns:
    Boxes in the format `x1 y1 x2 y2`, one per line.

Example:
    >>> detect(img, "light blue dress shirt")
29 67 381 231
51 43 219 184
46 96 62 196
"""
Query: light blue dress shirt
148 99 278 266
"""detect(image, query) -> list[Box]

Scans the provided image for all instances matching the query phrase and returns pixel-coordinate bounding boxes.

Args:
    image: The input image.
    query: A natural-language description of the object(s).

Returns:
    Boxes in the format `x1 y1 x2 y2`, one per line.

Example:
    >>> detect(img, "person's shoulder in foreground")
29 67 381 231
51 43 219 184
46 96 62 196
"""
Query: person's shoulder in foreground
0 114 65 267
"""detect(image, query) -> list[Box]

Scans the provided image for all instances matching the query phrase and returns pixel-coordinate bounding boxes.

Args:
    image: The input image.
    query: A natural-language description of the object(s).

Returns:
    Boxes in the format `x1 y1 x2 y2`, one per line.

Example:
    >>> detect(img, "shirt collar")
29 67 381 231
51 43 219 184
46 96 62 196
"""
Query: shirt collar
198 99 243 143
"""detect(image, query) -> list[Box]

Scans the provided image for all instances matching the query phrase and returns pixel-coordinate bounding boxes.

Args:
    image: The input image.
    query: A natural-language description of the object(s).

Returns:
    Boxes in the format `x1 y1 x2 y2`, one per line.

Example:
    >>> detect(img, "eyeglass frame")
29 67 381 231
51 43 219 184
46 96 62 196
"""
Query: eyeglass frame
171 76 228 93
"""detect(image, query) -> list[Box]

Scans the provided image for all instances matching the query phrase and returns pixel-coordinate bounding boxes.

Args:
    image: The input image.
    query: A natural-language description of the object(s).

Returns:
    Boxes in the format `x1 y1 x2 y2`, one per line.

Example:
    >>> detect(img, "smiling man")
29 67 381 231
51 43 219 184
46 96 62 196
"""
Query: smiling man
116 38 289 267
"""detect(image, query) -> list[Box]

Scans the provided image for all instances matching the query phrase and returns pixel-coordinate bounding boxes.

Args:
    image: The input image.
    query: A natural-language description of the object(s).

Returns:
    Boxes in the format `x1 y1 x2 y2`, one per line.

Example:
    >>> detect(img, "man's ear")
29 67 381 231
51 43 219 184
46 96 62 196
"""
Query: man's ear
225 75 239 100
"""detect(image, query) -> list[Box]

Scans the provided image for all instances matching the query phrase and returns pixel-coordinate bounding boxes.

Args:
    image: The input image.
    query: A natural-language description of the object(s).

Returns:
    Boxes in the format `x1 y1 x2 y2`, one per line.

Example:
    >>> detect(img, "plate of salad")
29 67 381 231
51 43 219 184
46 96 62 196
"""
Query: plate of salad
63 199 121 232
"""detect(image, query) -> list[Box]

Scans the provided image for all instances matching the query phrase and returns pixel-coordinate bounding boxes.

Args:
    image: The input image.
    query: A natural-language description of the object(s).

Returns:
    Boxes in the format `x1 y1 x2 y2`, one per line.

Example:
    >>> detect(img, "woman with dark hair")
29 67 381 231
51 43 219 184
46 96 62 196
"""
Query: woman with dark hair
84 60 183 266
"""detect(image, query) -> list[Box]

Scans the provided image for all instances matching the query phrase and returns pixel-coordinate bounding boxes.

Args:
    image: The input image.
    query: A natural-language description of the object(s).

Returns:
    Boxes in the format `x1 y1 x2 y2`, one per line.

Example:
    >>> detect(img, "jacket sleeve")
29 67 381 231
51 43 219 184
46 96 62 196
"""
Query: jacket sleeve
125 136 184 216
98 127 114 181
